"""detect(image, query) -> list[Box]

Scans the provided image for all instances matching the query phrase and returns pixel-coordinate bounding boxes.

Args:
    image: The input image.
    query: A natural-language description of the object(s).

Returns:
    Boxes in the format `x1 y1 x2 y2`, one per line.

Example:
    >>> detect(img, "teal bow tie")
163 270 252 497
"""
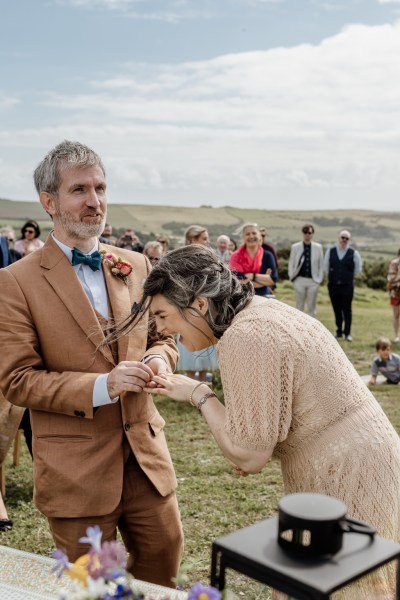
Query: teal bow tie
71 247 102 271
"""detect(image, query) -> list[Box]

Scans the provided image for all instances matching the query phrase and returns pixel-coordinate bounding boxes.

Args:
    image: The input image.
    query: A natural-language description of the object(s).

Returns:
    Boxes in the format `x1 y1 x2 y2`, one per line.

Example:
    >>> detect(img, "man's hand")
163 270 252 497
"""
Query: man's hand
107 361 155 397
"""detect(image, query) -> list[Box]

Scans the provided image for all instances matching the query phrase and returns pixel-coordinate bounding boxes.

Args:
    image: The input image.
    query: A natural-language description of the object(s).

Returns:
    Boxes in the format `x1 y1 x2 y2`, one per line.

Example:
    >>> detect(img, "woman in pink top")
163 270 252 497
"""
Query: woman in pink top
229 223 277 297
15 220 44 257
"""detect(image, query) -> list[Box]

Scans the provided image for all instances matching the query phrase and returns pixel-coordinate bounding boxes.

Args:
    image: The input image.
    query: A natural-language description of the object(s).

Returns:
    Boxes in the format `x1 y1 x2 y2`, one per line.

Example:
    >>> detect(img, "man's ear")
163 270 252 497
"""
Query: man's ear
40 191 57 217
192 296 209 316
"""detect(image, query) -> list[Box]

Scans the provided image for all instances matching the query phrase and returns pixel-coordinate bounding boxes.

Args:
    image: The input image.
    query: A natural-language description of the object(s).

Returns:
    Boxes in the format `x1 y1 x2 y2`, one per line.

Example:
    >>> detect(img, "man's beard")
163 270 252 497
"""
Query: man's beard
56 206 106 240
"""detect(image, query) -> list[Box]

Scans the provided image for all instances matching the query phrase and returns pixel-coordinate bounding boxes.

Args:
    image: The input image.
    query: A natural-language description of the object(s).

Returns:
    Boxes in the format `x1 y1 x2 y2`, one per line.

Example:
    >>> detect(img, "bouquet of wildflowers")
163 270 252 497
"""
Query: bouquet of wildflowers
52 526 221 600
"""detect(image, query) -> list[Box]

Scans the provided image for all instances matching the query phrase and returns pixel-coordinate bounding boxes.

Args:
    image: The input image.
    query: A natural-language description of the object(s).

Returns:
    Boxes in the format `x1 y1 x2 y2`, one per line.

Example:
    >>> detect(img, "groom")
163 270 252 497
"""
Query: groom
0 141 183 586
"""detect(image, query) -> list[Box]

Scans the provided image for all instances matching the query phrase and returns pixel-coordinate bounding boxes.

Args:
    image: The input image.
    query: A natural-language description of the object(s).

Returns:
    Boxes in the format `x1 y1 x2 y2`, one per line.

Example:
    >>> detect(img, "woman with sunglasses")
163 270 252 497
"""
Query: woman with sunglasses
15 220 44 257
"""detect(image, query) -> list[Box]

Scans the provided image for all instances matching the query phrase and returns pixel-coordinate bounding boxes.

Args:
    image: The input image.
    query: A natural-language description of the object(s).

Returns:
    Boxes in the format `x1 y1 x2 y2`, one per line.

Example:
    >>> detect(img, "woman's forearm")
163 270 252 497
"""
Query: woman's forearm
192 384 272 473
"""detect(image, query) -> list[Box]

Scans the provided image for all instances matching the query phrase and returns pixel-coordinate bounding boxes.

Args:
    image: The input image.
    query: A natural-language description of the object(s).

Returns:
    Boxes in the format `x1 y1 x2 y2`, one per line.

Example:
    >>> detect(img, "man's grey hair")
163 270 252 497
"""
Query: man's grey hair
33 140 106 196
217 234 230 244
144 240 163 255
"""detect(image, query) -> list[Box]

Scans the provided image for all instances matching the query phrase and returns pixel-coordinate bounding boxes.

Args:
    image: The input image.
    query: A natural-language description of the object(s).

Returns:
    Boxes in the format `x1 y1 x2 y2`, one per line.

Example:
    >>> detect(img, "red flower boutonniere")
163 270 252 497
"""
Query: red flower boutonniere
100 251 132 285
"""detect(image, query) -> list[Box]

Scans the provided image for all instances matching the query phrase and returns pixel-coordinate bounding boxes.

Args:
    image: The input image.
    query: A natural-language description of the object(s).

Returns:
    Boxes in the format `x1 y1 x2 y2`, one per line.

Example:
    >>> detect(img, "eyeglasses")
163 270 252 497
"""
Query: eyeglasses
149 256 161 263
341 236 349 241
24 229 35 234
303 230 313 234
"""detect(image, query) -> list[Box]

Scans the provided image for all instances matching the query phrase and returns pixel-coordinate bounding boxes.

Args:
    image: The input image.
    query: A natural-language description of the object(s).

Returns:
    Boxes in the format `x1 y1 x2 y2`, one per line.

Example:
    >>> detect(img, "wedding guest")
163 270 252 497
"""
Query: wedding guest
116 229 144 253
230 223 277 297
156 235 170 255
15 220 44 257
0 227 32 456
369 337 400 386
115 244 400 599
324 230 362 341
0 140 183 587
215 235 232 264
228 238 237 252
387 249 400 343
184 225 209 246
0 491 12 532
144 240 163 265
99 223 117 246
288 224 324 318
0 234 10 268
259 226 278 266
178 225 218 383
0 227 22 263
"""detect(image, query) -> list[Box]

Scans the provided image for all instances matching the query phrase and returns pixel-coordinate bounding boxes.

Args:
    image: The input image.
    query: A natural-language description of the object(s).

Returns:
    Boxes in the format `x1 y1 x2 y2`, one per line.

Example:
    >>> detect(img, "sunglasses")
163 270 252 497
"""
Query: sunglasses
8 238 14 243
24 229 35 234
149 256 161 262
303 230 313 234
341 236 349 240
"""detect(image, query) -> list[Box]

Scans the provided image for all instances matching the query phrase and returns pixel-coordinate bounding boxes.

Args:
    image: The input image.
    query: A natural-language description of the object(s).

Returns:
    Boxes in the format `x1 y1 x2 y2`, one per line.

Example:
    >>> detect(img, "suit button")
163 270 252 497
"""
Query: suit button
124 423 131 432
74 410 85 418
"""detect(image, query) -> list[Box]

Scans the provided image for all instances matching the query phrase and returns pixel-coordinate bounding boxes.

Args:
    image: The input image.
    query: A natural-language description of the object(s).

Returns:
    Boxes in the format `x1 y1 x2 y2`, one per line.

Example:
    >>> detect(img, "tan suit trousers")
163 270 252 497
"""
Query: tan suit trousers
48 449 183 588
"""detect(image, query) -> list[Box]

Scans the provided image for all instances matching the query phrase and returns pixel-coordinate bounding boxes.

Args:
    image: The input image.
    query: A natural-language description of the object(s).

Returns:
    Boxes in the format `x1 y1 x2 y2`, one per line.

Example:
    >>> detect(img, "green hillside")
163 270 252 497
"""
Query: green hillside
1 197 399 254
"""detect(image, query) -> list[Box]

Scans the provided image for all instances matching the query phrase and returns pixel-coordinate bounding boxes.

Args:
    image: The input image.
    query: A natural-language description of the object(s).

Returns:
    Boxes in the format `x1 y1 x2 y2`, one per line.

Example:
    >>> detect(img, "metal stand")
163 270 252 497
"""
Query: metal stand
211 517 400 599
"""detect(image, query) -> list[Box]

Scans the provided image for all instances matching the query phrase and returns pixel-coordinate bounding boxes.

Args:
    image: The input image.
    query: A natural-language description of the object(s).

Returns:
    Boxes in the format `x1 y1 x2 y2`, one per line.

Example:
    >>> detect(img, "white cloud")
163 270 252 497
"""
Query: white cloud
3 21 400 208
0 93 20 110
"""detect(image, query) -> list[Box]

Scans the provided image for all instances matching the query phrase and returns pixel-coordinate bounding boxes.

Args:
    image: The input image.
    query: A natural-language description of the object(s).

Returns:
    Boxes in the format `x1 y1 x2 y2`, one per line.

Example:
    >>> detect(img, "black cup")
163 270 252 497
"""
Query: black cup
278 493 376 558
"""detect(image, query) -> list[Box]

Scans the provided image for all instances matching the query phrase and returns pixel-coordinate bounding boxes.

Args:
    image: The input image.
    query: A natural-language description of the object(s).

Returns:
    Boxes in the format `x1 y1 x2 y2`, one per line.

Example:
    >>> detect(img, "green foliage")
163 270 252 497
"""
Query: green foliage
360 259 390 291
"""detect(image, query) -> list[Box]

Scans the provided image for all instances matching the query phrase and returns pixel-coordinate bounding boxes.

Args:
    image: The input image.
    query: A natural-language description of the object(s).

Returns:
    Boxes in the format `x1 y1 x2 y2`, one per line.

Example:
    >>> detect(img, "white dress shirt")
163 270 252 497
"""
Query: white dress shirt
52 234 116 407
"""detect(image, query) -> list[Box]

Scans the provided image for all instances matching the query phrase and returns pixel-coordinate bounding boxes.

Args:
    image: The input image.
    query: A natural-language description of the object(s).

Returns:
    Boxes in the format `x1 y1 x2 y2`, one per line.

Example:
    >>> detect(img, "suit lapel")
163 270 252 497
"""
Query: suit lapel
41 237 115 365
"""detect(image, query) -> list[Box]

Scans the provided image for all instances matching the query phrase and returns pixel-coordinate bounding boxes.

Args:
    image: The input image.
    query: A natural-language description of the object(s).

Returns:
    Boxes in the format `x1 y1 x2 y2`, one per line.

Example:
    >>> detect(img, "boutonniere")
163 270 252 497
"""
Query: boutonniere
100 250 133 285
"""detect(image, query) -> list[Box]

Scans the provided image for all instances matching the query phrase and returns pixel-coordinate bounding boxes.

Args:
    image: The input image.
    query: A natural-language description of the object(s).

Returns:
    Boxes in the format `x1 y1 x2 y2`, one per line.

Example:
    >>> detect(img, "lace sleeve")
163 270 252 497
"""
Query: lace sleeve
219 317 294 451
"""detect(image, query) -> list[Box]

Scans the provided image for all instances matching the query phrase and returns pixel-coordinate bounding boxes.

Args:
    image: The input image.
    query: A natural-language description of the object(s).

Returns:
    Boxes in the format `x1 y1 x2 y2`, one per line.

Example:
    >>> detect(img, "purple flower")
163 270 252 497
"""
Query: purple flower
187 582 221 600
79 525 103 552
51 548 69 579
87 539 127 580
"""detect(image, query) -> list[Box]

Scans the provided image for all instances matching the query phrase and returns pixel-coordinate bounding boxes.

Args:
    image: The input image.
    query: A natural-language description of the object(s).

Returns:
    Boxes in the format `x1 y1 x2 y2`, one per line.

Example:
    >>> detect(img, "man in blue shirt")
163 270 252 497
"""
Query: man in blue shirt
324 230 362 341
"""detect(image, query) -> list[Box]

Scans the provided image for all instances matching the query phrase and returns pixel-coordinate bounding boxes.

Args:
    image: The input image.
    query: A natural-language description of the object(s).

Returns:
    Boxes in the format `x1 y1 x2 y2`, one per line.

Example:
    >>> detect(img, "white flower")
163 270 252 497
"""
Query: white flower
79 525 103 552
86 576 112 597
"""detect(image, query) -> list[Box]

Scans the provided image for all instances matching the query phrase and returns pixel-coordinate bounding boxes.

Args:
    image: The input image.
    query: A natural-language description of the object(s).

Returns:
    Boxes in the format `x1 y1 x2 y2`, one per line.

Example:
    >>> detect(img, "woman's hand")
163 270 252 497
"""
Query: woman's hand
144 373 200 403
231 463 250 477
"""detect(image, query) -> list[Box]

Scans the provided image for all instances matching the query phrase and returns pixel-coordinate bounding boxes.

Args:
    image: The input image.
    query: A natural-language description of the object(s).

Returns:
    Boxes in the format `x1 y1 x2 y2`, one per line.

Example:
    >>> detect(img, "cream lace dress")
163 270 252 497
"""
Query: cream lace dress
218 299 400 599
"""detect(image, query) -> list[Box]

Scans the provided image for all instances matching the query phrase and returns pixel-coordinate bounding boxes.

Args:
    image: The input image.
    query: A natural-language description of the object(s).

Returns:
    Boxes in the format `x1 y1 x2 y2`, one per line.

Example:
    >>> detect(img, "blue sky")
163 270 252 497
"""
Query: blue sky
2 0 400 210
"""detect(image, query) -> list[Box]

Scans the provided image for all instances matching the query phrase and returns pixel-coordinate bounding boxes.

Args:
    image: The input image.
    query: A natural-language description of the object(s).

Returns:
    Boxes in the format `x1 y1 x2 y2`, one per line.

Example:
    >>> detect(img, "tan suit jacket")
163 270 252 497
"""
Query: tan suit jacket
0 236 178 517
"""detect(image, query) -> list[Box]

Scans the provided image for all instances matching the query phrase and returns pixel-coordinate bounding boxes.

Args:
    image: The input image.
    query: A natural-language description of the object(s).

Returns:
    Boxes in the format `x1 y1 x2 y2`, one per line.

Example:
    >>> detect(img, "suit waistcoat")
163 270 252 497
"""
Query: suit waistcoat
328 247 355 285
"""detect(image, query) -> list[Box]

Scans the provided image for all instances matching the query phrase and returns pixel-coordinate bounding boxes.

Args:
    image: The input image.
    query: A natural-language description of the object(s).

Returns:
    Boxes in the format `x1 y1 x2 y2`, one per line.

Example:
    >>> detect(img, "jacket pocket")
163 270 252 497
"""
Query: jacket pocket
148 412 166 437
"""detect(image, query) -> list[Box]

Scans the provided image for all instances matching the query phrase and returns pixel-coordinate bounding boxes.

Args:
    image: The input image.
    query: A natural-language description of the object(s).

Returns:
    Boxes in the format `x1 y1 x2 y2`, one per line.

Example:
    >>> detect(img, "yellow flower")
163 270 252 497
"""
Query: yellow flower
67 553 90 587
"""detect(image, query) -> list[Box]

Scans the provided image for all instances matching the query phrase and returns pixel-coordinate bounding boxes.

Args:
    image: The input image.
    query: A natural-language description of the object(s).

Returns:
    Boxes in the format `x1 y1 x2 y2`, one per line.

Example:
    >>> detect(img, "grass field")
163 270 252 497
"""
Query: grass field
1 283 399 598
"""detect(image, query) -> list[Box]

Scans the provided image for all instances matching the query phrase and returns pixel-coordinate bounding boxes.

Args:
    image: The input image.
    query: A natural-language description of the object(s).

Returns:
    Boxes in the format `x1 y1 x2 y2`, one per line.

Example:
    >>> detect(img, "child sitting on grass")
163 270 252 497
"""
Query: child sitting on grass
369 336 400 385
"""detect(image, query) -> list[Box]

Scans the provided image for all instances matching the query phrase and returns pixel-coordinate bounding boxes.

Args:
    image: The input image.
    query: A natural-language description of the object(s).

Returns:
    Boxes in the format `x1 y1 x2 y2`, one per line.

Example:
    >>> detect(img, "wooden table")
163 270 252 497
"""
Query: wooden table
0 545 188 599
